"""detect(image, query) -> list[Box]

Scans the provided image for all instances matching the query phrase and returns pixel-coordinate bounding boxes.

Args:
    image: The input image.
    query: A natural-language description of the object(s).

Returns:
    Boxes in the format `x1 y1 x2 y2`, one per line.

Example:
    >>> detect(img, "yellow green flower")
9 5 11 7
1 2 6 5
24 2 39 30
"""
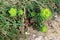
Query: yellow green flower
18 9 24 15
40 24 47 33
9 8 17 17
40 8 52 20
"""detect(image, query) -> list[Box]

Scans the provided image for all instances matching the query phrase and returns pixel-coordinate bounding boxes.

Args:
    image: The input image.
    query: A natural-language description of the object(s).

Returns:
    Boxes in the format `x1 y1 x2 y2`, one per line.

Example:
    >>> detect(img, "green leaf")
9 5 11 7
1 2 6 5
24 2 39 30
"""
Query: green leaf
31 12 36 17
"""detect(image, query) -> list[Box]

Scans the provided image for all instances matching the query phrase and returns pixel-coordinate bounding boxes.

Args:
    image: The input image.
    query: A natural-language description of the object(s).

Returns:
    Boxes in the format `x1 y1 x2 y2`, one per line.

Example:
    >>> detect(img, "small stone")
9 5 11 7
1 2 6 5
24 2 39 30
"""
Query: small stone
25 32 30 35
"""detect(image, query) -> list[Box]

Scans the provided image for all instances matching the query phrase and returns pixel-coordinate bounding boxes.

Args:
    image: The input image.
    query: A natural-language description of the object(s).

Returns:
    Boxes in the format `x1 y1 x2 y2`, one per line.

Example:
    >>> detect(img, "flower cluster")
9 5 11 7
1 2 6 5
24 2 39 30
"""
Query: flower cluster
9 8 24 17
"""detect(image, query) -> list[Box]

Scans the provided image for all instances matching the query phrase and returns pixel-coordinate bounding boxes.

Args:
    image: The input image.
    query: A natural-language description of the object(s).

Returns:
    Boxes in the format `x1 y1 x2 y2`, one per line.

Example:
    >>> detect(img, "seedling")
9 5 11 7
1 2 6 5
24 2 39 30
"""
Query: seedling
9 8 17 17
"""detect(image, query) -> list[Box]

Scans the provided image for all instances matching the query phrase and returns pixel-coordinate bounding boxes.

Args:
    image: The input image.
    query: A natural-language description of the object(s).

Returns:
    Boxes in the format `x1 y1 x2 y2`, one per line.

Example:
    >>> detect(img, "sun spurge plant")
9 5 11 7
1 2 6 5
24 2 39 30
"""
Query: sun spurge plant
9 8 17 17
40 24 47 33
40 8 52 21
18 9 24 15
31 12 36 17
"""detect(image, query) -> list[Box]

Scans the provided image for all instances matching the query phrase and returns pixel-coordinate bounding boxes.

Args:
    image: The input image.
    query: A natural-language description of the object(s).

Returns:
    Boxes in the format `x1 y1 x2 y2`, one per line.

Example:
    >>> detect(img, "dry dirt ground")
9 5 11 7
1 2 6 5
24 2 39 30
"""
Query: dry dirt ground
19 13 60 40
